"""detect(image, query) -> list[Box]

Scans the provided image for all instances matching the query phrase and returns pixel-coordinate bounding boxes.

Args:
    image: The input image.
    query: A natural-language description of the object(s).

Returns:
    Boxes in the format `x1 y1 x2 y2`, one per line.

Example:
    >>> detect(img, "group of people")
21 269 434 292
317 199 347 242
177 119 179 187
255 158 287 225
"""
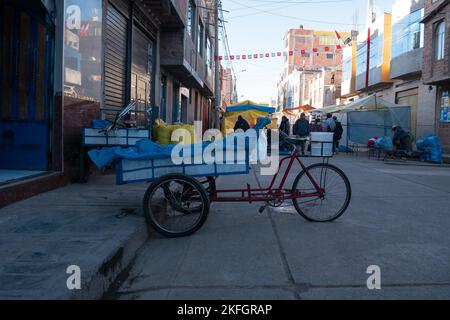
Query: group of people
280 113 343 156
234 113 344 156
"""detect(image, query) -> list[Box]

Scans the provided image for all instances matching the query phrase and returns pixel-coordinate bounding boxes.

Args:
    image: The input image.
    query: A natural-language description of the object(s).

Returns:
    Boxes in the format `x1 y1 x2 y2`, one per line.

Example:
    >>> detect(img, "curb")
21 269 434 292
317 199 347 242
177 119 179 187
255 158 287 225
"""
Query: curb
71 223 149 300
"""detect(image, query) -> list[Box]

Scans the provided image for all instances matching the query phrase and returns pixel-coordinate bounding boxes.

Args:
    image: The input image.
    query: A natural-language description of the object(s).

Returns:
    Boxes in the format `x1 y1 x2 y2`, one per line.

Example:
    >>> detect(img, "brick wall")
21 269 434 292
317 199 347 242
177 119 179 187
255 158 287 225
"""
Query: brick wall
422 1 450 85
63 97 100 181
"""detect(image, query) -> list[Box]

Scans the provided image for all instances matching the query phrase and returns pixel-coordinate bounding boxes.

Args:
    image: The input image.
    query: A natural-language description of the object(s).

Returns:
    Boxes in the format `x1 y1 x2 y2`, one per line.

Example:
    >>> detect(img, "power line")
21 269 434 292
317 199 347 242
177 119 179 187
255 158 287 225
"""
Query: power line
226 0 363 26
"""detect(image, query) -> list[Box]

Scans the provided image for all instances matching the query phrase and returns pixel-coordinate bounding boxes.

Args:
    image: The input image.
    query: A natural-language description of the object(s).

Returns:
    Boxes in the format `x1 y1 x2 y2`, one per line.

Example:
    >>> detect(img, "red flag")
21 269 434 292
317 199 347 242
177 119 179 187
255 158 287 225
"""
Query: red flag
301 49 306 55
277 52 282 56
230 55 235 60
254 54 258 59
80 22 90 37
218 56 223 61
324 46 330 52
313 48 318 53
242 55 246 60
289 51 293 56
335 30 342 41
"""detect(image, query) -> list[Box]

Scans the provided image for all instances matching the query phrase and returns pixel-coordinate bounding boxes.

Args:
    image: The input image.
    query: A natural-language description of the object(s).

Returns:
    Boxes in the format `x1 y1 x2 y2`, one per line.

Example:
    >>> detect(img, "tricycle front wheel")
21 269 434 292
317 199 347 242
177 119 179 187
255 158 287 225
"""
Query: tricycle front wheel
292 163 351 222
144 174 210 238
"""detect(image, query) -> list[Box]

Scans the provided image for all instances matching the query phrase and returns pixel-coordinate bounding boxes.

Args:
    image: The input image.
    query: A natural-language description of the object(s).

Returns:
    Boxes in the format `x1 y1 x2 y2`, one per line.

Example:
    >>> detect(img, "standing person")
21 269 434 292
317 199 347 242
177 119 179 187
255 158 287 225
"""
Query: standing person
333 116 344 154
325 113 336 133
279 116 291 151
293 113 310 156
279 116 290 136
234 115 250 132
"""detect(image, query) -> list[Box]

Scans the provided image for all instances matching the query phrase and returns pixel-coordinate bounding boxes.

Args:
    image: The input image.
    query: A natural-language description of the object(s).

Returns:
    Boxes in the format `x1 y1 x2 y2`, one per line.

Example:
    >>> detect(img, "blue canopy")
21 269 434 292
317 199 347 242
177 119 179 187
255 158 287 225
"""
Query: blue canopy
226 106 276 114
226 100 275 114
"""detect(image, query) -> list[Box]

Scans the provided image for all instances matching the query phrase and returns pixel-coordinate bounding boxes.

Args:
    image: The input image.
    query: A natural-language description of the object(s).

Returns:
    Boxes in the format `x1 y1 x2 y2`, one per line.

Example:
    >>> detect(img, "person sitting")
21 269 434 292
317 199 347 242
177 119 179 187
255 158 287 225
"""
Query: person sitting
392 125 411 156
293 113 310 156
234 115 250 132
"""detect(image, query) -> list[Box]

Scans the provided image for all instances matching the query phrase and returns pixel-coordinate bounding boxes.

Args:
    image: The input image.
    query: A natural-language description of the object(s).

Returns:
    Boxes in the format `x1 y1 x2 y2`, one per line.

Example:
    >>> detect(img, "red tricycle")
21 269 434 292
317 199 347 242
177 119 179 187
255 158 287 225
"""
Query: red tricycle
142 137 352 238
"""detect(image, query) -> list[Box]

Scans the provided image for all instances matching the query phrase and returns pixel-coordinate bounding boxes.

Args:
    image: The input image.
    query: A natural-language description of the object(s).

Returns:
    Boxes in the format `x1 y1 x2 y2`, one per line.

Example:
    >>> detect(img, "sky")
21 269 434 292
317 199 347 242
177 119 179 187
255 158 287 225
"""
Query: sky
220 0 395 105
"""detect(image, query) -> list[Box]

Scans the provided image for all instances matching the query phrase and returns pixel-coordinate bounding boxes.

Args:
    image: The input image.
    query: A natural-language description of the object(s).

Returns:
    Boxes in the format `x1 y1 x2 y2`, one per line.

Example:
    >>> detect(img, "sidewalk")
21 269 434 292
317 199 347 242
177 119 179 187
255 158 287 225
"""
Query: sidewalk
0 175 150 300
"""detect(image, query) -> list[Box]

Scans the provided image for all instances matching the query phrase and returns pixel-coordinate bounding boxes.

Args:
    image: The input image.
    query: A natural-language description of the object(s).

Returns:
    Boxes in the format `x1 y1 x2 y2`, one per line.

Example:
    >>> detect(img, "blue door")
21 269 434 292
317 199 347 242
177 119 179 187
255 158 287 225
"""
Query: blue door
0 0 55 171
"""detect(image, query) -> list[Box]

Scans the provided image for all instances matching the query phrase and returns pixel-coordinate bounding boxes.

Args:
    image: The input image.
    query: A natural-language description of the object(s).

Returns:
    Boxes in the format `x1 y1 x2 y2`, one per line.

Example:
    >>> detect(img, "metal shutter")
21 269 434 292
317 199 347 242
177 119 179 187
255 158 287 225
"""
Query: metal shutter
104 3 128 120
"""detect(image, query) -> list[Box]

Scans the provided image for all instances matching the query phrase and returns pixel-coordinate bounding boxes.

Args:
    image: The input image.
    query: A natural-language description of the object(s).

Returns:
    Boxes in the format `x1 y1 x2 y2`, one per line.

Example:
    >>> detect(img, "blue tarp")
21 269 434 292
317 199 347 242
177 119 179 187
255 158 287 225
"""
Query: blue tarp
254 117 272 130
416 135 443 164
88 139 177 169
91 119 112 129
88 117 272 169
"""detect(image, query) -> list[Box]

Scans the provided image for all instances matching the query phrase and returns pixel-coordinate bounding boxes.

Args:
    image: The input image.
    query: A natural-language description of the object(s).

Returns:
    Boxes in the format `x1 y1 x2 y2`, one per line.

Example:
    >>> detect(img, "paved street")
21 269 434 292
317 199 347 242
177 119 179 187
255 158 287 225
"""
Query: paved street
112 155 450 300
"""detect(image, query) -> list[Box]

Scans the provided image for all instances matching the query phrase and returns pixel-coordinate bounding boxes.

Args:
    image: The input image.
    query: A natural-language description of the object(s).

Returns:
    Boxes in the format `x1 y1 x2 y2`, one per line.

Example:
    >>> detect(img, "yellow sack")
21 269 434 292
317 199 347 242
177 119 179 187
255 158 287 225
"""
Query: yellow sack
153 123 195 146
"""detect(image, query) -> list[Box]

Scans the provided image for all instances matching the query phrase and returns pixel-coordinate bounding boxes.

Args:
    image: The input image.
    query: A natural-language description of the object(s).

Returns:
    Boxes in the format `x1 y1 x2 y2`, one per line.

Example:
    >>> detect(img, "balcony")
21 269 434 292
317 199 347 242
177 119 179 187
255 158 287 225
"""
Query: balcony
390 48 423 80
160 29 214 96
142 0 185 28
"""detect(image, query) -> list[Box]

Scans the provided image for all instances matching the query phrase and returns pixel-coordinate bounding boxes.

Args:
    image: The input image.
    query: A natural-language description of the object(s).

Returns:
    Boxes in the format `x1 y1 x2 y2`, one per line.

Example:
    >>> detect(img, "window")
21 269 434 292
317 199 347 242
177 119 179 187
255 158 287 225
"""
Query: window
319 35 335 46
435 20 446 61
391 9 424 59
198 21 204 56
187 0 195 38
326 53 334 59
296 36 306 44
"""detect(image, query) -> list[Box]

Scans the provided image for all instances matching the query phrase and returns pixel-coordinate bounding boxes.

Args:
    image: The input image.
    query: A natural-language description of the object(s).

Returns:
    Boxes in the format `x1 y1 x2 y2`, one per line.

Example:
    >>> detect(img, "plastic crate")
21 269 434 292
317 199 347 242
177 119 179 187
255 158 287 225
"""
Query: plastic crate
83 128 150 147
116 143 251 185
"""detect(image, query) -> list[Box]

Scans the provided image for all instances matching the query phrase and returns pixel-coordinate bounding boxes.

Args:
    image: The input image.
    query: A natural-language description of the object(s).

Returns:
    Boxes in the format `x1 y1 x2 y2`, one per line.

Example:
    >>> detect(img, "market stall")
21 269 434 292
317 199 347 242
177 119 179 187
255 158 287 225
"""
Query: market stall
317 95 411 150
222 101 276 134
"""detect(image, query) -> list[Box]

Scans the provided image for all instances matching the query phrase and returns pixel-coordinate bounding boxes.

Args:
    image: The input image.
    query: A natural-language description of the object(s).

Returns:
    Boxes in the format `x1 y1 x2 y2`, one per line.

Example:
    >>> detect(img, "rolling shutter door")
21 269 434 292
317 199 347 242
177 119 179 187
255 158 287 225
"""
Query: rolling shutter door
104 3 128 120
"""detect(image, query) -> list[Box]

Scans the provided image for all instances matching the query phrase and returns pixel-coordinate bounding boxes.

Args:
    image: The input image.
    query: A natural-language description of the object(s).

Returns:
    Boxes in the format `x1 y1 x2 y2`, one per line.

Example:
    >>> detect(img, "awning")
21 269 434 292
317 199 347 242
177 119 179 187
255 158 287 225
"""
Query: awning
226 100 276 114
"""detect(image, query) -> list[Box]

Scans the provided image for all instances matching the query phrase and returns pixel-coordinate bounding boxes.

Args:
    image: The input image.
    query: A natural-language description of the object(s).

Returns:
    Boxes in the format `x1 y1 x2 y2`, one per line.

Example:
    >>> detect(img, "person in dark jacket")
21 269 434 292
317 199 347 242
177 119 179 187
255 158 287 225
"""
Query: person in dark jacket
333 116 344 154
392 125 409 152
293 113 310 156
234 115 250 132
279 116 290 136
279 116 291 151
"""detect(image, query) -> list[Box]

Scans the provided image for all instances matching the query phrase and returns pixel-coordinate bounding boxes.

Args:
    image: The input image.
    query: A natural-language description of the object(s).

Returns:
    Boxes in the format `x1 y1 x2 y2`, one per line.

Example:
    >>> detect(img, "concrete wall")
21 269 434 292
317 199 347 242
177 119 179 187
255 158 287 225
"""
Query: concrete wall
390 49 423 79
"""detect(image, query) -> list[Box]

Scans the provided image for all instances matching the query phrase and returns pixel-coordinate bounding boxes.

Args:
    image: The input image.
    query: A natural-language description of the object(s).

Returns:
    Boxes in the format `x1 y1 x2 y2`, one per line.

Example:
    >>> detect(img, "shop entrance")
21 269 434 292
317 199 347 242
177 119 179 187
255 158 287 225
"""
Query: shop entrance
0 0 55 183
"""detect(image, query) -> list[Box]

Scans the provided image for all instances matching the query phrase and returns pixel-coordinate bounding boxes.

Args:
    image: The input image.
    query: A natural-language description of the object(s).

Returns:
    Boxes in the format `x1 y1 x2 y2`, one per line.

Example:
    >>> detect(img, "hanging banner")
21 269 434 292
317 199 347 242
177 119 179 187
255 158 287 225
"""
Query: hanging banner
217 45 348 61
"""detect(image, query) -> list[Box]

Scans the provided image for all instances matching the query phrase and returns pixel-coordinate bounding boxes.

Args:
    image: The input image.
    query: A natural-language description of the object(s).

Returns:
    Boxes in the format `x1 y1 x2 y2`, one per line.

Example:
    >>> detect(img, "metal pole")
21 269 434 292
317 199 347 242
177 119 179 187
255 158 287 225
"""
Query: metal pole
214 0 221 129
365 27 371 90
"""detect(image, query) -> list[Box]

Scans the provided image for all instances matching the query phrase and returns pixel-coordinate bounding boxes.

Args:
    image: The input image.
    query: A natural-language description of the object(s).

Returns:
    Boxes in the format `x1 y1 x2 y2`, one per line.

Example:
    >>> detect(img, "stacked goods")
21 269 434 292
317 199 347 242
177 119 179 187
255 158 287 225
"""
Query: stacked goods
416 135 443 164
153 120 195 146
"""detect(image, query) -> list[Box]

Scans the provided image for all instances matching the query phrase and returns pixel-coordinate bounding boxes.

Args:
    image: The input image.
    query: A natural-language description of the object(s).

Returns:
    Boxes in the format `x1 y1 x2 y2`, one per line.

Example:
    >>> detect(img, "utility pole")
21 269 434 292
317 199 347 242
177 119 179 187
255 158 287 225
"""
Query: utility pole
366 0 373 90
214 0 221 129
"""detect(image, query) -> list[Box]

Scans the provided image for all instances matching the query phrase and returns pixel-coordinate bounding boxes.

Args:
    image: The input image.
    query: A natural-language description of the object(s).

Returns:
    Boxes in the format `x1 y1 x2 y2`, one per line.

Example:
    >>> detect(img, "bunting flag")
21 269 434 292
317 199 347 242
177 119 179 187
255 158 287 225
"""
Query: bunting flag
335 30 353 49
216 45 350 61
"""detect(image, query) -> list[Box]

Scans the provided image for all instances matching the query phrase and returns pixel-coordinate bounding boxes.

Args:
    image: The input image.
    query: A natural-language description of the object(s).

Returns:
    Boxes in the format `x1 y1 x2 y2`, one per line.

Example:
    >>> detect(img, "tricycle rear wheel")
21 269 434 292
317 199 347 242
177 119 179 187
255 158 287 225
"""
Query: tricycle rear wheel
144 174 210 238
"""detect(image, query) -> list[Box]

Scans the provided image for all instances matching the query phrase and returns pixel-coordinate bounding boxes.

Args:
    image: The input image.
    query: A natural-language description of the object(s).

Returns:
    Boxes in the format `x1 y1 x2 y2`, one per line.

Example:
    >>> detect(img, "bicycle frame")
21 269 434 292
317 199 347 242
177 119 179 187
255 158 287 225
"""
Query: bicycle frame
210 148 325 203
